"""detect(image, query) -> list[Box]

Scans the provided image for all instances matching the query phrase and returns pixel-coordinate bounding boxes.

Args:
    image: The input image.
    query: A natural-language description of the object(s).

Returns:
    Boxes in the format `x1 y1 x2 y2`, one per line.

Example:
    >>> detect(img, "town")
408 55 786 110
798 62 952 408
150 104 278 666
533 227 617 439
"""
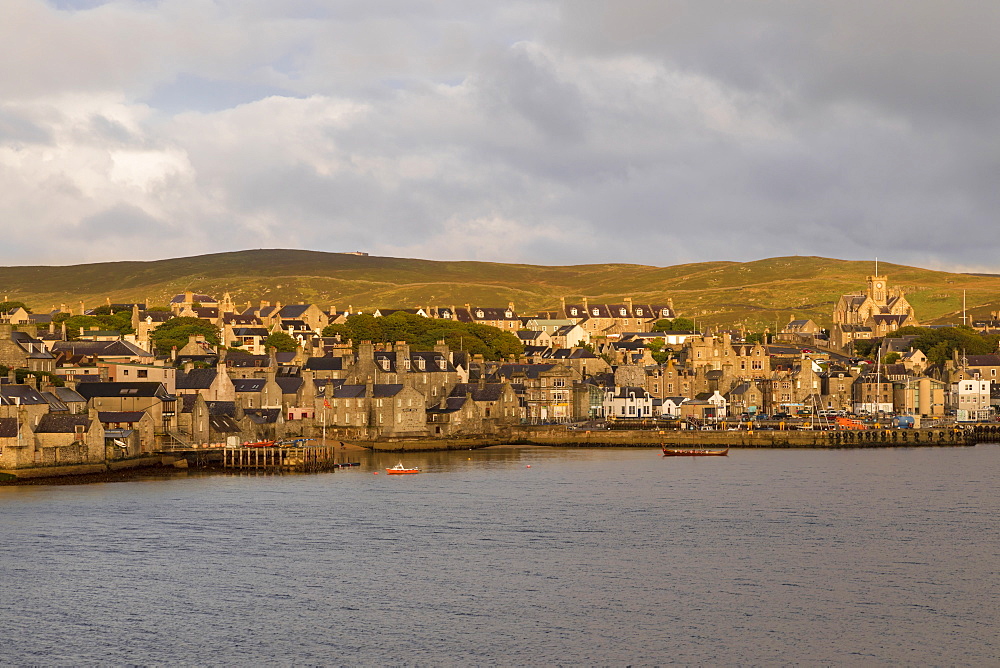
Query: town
1 271 998 474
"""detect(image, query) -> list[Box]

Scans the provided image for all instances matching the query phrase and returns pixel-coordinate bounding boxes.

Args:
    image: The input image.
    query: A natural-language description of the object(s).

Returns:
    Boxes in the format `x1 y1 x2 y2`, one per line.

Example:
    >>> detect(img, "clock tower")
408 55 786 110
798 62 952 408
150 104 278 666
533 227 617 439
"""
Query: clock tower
867 275 887 303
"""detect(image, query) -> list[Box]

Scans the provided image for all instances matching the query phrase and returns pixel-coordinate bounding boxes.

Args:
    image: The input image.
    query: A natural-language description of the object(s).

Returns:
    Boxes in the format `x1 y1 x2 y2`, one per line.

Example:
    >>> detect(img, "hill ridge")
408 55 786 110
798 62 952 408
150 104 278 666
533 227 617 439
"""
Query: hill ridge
2 249 997 329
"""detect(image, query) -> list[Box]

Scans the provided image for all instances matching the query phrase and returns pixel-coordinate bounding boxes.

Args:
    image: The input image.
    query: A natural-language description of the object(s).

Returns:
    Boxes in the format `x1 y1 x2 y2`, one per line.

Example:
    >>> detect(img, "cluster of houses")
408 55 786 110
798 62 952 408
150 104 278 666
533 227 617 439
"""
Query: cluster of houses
1 276 997 471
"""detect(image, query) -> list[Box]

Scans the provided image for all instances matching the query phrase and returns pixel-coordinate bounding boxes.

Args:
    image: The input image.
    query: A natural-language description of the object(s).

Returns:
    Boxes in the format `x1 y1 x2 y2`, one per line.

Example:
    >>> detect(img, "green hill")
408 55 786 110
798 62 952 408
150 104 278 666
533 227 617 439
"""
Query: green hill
2 249 998 331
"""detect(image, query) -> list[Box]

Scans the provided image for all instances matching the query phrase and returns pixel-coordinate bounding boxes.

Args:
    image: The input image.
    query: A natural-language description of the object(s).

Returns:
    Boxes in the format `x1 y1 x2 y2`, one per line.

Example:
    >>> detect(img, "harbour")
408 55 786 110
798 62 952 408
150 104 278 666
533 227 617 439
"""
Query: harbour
1 445 996 665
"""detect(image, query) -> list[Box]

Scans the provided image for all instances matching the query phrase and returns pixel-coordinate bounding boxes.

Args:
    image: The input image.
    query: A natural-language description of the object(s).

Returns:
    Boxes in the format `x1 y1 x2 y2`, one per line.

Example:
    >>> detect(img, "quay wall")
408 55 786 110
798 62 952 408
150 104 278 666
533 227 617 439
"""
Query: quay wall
357 426 984 451
1 455 166 481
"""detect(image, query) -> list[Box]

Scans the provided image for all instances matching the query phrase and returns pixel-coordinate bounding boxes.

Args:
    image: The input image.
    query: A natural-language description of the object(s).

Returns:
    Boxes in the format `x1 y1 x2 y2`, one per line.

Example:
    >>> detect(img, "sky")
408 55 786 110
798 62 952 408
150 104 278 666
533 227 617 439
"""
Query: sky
2 1 998 270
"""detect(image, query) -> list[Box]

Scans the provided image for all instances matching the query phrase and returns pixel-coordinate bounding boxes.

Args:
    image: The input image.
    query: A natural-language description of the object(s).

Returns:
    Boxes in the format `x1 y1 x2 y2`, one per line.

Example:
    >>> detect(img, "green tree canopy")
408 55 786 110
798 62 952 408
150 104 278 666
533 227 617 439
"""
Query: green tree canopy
0 301 31 314
264 331 299 353
653 317 697 332
60 311 135 340
151 317 220 355
321 312 523 360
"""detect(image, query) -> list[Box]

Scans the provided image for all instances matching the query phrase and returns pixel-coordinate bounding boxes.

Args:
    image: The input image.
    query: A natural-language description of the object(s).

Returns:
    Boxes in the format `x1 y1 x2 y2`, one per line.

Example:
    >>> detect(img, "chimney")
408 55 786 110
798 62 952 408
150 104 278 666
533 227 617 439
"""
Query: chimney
624 297 633 312
582 297 589 312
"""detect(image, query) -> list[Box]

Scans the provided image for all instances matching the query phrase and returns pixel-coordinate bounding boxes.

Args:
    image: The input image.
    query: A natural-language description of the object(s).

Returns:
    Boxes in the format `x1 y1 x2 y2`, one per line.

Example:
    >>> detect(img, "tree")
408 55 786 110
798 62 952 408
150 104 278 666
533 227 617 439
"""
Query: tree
320 312 523 360
653 317 697 332
150 317 220 355
882 352 901 365
265 331 299 353
0 301 31 314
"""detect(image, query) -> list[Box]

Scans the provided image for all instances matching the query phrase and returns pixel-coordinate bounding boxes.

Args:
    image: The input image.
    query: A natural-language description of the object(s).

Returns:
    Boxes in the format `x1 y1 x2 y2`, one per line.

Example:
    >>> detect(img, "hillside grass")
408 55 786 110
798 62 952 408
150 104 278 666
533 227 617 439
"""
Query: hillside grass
3 249 999 330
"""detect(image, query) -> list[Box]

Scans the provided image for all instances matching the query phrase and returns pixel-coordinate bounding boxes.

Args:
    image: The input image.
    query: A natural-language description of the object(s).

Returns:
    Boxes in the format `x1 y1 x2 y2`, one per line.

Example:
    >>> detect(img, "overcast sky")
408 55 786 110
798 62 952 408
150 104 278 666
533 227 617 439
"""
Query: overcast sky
2 1 997 270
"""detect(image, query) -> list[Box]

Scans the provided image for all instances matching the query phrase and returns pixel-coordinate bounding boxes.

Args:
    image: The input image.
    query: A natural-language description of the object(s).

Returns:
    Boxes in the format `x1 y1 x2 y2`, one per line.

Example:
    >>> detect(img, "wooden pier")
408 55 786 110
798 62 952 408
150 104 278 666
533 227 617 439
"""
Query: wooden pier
222 445 339 472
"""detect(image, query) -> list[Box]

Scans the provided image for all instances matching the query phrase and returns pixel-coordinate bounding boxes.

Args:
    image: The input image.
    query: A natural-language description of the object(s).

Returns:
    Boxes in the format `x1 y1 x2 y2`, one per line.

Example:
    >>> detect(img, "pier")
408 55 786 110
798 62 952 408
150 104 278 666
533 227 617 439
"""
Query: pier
221 445 339 472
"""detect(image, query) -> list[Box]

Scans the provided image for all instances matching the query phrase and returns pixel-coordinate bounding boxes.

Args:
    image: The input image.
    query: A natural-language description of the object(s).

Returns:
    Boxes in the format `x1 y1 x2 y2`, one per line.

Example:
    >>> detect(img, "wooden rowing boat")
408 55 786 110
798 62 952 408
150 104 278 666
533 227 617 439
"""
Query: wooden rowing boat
662 446 729 457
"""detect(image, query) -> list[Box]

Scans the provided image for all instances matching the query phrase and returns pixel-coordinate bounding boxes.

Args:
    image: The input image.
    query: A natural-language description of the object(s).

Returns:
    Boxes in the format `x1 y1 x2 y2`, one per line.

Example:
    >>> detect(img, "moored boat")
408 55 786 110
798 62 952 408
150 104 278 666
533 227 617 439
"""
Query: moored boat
386 462 420 474
662 446 729 457
242 440 276 448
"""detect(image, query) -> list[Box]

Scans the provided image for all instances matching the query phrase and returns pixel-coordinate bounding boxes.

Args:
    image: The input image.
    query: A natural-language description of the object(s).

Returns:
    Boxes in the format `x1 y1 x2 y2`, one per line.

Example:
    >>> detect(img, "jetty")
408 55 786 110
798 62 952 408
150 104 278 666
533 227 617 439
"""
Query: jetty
220 444 339 472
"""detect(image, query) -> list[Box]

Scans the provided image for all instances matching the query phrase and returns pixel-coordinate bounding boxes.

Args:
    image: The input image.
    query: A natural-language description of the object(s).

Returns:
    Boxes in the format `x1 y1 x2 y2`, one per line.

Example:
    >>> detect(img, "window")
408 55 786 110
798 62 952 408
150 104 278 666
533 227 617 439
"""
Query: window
592 308 600 316
635 308 643 316
570 308 578 316
619 308 627 316
137 370 148 378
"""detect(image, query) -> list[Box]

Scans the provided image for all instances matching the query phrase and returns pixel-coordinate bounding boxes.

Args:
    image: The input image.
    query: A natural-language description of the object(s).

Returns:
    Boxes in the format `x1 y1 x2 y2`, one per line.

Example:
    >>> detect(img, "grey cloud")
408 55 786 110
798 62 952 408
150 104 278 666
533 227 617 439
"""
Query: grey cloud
1 1 998 272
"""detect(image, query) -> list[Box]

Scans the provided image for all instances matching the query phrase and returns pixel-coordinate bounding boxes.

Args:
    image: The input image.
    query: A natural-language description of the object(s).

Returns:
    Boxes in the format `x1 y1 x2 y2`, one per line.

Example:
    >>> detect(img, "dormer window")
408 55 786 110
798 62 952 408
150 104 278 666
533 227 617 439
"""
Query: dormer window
570 308 578 316
635 308 643 316
619 308 627 316
476 310 485 318
438 359 447 370
505 310 512 318
661 308 669 316
381 360 391 371
592 308 600 316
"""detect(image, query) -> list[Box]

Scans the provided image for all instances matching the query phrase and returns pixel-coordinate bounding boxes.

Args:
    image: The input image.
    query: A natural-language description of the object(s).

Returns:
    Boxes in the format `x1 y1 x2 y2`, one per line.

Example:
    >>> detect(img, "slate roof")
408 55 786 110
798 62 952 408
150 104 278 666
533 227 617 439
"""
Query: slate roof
34 414 92 434
964 355 1000 366
51 340 152 358
332 384 367 398
279 304 312 318
426 396 468 414
276 377 303 394
304 357 345 371
40 391 69 412
607 386 650 399
175 369 218 390
448 383 508 402
372 384 404 398
53 387 86 403
139 310 174 323
490 364 560 380
209 415 241 433
233 378 267 393
222 314 263 325
244 408 281 424
0 385 50 405
206 401 237 416
75 382 172 399
232 327 269 337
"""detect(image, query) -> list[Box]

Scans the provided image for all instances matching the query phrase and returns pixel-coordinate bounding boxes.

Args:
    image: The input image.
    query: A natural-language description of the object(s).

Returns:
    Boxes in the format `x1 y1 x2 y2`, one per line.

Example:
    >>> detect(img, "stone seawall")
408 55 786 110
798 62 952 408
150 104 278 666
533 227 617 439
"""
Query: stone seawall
355 426 977 451
509 426 973 448
1 455 167 481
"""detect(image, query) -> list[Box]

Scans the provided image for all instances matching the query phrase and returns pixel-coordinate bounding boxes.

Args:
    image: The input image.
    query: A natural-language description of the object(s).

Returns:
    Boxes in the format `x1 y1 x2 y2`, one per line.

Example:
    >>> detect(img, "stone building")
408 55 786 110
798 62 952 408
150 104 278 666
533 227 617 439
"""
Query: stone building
832 274 918 351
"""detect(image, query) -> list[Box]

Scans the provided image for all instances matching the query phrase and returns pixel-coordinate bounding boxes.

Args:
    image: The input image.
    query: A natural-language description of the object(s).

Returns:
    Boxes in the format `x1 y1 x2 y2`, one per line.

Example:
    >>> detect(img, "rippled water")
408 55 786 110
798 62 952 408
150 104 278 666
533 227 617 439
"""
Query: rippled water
1 445 997 666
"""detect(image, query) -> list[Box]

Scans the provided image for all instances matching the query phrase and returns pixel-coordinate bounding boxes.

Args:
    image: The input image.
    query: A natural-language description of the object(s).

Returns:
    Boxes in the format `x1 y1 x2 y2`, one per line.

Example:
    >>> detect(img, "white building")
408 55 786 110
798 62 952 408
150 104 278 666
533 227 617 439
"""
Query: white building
603 386 653 419
953 378 992 421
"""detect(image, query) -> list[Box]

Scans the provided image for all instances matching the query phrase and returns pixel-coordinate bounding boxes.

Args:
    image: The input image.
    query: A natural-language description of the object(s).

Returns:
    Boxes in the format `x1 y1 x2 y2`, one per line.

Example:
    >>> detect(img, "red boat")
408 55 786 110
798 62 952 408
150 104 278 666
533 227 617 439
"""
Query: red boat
662 447 729 457
242 440 276 448
386 462 420 475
